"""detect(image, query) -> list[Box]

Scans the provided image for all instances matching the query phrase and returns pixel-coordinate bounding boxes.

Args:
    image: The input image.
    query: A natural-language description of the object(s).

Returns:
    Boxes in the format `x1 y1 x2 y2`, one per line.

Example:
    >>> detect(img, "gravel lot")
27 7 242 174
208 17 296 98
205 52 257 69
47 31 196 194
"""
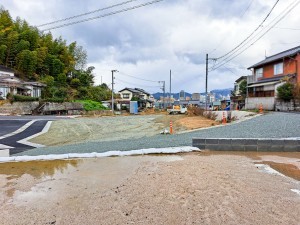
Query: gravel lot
18 112 300 156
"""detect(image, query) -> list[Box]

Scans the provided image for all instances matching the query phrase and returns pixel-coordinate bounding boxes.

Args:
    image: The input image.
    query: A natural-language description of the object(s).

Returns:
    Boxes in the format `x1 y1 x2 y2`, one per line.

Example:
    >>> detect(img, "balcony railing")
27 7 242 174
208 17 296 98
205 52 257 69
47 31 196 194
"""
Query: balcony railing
247 75 256 84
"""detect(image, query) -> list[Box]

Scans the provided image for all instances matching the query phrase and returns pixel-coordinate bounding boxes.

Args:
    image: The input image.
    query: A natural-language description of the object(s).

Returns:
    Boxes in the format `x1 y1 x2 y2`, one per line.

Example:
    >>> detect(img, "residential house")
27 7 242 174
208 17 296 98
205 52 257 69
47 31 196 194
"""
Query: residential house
246 46 300 110
118 87 153 108
231 76 247 110
0 65 45 99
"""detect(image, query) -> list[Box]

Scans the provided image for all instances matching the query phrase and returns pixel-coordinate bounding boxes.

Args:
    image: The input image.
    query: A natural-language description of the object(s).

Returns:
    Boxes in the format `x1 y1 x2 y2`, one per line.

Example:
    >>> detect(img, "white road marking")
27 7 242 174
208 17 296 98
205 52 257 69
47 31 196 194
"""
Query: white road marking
0 120 37 140
0 149 10 157
0 144 14 149
17 121 52 148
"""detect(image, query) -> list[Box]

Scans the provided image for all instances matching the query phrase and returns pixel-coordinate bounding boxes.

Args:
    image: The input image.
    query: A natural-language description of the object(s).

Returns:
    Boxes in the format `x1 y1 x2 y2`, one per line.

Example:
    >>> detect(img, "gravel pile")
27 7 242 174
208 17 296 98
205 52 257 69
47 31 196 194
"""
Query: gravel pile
17 112 300 156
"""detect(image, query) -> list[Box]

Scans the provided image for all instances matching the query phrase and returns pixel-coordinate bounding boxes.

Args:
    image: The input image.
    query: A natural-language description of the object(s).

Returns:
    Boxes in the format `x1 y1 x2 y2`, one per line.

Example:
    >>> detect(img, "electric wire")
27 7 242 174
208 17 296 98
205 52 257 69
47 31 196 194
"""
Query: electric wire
118 72 159 83
208 0 255 54
214 0 280 60
274 27 300 30
210 0 300 72
115 77 161 88
40 0 164 31
37 0 139 27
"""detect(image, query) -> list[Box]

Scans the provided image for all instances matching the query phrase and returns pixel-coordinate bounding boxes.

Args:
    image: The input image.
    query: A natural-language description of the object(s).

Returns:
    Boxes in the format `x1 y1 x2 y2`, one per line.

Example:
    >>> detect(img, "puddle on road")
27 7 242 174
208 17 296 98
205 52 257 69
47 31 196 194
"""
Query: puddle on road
0 159 80 179
0 155 183 201
199 151 300 181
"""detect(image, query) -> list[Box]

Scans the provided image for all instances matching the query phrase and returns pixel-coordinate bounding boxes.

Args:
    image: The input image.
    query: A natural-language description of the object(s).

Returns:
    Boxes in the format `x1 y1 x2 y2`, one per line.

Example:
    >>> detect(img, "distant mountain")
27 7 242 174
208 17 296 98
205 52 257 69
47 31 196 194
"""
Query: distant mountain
152 88 233 101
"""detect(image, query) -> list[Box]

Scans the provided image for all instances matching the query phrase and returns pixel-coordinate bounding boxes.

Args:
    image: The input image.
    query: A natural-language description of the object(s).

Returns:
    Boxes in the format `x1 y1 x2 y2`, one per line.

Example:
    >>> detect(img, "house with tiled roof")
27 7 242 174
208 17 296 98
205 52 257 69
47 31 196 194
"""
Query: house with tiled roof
246 45 300 110
0 65 45 99
118 87 153 108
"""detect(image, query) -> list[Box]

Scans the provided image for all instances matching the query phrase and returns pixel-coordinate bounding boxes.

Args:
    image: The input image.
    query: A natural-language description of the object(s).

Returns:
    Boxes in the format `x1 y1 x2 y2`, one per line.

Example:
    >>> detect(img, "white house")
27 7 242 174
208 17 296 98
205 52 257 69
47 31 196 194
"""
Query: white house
0 65 45 99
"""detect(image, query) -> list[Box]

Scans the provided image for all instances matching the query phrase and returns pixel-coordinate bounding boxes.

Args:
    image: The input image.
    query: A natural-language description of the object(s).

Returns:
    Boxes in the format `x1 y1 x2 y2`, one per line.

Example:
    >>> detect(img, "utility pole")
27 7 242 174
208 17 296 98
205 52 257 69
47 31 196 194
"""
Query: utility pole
111 70 118 114
205 54 208 111
169 69 172 107
159 81 166 109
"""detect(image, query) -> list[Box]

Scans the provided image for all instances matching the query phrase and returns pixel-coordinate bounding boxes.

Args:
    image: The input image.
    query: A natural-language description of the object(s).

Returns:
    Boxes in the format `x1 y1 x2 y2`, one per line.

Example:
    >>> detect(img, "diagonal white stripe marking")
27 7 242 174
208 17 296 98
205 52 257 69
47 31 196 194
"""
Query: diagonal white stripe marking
0 120 37 140
0 144 14 149
17 121 52 148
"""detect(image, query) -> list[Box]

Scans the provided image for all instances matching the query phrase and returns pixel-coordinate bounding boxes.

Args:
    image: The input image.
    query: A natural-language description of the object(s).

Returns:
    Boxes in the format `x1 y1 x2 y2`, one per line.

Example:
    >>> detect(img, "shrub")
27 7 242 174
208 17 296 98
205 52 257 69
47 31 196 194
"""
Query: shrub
75 100 107 111
13 95 39 102
277 83 294 101
42 97 64 103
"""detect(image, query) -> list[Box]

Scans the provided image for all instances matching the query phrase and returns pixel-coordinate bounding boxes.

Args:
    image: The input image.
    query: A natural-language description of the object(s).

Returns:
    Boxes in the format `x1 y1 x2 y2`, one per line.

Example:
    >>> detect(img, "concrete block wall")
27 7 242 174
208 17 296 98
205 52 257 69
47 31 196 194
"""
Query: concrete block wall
245 97 275 110
193 138 300 152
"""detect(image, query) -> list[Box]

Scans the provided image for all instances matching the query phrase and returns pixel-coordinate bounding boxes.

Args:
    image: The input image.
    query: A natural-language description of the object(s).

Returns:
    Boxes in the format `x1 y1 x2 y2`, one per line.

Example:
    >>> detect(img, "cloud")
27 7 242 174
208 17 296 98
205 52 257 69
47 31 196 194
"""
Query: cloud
1 0 300 93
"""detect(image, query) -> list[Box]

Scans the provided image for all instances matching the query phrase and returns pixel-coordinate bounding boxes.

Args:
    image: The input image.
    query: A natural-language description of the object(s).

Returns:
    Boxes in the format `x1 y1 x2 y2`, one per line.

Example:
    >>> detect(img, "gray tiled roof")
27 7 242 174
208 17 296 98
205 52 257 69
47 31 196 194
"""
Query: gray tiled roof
248 45 300 69
0 65 14 73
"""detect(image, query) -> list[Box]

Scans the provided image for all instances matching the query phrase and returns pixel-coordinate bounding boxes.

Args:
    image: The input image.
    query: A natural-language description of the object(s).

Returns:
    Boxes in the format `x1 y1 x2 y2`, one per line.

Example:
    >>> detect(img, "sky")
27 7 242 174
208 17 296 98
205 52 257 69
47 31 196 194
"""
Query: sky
1 0 300 94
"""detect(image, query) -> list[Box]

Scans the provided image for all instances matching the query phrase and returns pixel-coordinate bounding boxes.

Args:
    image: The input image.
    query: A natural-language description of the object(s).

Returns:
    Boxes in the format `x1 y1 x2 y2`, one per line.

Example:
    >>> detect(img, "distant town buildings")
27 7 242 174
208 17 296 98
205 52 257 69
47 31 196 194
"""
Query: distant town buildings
179 90 185 100
192 93 200 101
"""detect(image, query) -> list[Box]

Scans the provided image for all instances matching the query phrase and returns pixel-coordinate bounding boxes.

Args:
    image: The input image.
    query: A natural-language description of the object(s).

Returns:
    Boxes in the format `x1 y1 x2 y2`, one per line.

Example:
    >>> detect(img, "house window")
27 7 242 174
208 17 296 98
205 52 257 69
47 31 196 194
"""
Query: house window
274 62 283 75
122 93 130 99
255 68 263 78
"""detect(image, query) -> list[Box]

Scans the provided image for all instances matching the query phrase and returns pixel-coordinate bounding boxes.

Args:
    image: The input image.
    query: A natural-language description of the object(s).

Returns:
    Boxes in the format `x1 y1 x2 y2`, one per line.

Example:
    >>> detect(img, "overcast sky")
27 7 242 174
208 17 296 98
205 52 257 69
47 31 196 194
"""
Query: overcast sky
1 0 300 93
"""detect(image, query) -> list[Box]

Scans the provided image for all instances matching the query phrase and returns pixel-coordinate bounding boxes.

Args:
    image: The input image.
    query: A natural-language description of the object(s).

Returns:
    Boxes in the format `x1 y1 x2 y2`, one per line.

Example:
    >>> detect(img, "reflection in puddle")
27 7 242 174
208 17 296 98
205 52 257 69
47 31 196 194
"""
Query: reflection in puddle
0 155 183 201
260 161 300 181
0 160 80 199
0 160 80 178
200 151 300 181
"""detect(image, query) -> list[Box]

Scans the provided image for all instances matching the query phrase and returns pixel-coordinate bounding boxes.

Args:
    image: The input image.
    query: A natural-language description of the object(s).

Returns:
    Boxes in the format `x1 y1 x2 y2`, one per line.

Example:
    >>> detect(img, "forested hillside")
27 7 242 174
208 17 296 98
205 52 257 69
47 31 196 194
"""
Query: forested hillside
0 7 111 102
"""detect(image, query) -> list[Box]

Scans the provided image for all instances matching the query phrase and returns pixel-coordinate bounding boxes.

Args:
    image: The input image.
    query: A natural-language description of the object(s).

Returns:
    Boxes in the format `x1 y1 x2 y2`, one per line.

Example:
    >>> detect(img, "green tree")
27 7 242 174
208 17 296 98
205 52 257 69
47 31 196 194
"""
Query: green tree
277 83 294 101
239 80 247 98
16 50 38 78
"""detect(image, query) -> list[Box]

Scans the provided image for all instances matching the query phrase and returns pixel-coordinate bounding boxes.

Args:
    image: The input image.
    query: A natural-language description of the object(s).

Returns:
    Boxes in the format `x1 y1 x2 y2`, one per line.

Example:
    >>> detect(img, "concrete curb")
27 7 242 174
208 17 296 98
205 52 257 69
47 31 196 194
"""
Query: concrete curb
193 138 300 152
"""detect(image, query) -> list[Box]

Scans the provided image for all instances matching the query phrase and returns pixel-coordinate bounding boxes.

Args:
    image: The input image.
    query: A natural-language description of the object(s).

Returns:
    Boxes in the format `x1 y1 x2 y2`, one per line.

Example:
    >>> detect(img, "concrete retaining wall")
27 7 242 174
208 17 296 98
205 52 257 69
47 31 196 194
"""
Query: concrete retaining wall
245 97 275 110
204 111 256 122
193 138 300 152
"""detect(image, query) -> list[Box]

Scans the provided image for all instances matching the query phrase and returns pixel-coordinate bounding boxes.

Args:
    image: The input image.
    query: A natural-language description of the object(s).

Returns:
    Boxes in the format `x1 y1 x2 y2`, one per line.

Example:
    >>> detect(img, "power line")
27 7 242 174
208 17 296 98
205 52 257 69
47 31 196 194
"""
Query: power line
274 26 300 30
41 0 164 31
210 0 300 72
214 0 280 60
115 77 161 88
37 0 139 27
208 0 255 54
118 71 159 83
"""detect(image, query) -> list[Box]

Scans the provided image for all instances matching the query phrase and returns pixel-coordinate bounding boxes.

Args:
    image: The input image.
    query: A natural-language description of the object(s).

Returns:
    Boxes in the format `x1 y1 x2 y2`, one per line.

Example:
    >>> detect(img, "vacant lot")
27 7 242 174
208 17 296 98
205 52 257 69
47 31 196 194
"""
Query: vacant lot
1 152 299 225
31 114 216 147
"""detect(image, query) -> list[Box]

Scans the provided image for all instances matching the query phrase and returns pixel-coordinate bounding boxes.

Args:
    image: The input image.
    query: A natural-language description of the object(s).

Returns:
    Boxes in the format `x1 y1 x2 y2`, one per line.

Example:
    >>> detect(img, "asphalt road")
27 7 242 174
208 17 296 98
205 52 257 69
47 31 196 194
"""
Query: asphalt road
0 120 30 136
0 116 68 155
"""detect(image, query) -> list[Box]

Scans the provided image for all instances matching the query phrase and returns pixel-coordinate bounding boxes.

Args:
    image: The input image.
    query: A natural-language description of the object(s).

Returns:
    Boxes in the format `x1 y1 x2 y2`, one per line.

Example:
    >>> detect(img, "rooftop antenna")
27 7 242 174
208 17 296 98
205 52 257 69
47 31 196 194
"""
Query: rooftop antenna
265 49 267 58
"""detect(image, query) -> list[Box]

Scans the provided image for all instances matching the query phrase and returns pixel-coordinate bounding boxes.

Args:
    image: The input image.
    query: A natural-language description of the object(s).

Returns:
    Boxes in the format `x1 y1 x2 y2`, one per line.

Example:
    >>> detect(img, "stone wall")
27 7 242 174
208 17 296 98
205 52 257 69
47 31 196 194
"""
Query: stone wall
275 99 300 111
0 101 39 115
0 101 84 115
